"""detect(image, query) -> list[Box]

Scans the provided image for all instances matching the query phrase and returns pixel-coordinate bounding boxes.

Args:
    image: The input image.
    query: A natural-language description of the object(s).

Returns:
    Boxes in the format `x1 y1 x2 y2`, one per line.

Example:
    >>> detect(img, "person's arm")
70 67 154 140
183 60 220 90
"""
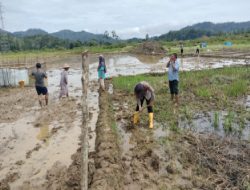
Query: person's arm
97 63 101 71
148 90 155 106
64 72 68 85
166 60 171 68
104 62 107 73
43 72 48 79
172 61 179 72
136 98 143 112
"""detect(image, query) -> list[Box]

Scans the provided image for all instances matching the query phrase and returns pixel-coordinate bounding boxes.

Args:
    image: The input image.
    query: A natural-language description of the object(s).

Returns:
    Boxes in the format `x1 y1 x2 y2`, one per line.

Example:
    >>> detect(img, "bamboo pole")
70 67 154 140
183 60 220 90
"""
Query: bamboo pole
81 51 89 190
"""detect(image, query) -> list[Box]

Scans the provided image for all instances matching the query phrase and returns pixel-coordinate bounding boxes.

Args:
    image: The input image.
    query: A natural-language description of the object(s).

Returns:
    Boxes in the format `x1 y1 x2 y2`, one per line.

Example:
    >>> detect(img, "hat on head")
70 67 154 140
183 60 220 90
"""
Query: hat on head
63 64 70 69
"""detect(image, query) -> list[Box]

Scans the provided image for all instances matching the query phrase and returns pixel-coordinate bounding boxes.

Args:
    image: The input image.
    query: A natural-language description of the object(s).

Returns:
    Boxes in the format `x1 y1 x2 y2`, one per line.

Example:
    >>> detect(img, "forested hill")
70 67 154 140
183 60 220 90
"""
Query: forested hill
0 29 116 51
156 21 250 41
1 21 250 51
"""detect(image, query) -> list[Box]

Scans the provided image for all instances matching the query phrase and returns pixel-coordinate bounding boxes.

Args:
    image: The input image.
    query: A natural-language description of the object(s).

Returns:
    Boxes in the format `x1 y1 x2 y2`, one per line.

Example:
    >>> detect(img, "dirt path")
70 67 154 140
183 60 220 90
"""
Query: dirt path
88 91 124 190
0 66 83 189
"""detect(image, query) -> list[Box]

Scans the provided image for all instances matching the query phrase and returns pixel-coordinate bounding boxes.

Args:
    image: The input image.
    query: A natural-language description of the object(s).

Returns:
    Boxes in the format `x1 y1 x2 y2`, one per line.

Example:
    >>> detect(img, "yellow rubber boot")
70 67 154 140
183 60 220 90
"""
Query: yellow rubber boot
133 112 140 125
149 113 154 129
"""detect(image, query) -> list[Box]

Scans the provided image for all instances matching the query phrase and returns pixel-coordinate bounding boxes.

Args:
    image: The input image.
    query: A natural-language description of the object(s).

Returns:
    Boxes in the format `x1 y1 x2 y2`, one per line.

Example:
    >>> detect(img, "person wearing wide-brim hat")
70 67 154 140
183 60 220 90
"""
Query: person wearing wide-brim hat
133 81 155 129
59 64 70 99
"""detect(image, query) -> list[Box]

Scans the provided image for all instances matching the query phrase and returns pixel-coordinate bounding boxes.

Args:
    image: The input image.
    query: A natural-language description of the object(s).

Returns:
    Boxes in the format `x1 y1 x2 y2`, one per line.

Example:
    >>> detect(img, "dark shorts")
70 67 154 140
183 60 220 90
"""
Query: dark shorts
169 80 179 95
181 48 184 54
35 86 48 95
136 97 153 113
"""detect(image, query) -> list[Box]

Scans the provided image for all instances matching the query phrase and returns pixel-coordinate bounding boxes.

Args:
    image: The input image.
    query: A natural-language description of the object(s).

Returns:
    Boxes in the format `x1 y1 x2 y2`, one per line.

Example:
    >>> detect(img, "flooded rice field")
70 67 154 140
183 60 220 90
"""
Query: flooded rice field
0 53 249 189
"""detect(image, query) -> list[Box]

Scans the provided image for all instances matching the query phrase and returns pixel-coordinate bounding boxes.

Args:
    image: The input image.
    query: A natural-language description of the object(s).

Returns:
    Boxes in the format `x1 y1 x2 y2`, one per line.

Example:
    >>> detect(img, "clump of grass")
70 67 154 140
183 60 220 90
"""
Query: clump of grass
223 111 235 133
111 122 117 133
183 106 193 122
169 121 180 132
213 111 219 129
195 87 212 98
225 80 248 97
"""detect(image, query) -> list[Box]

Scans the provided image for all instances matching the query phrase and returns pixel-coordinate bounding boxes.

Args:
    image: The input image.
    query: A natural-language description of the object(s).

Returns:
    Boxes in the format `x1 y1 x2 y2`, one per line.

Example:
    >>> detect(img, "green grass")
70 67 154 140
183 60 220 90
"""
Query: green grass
0 44 135 62
225 80 248 97
224 111 235 133
195 87 212 98
213 112 219 129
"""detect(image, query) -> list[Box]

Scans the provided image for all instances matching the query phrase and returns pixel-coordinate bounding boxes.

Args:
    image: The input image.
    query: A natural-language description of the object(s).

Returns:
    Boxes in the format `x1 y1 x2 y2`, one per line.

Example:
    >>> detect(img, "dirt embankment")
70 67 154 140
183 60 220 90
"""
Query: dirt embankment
132 41 167 55
88 90 124 190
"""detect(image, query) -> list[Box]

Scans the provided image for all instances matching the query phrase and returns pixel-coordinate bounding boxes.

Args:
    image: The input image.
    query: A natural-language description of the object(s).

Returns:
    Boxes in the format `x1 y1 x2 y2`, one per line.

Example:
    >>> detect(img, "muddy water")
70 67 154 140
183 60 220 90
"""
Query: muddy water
1 53 248 188
180 111 250 140
0 66 83 188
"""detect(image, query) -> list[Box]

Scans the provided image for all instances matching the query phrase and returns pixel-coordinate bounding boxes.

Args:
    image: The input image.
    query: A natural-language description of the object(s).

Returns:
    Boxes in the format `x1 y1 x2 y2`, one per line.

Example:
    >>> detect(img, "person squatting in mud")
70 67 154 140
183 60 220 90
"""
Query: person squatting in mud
97 55 107 91
133 81 155 129
32 63 49 107
167 53 180 106
59 64 70 99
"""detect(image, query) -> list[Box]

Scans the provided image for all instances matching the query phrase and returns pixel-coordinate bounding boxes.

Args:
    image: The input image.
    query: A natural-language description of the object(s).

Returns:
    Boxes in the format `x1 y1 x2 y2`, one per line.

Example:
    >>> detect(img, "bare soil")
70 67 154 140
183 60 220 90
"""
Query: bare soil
132 42 167 55
87 82 250 190
88 90 124 190
0 87 37 123
0 86 82 189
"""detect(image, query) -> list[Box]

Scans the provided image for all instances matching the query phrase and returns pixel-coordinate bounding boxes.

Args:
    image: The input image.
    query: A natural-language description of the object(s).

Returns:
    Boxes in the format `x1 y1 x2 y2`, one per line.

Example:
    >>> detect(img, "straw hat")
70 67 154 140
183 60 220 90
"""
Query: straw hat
63 64 70 69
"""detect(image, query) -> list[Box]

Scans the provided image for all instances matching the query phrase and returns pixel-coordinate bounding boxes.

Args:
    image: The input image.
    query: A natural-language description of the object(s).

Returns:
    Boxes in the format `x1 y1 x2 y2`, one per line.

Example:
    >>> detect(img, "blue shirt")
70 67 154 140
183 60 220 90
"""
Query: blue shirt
168 59 179 81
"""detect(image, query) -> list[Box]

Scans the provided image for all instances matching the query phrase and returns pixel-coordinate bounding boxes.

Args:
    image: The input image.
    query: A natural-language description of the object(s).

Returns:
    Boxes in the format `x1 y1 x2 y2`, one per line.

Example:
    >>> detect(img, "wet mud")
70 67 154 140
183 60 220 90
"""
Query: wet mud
1 53 249 189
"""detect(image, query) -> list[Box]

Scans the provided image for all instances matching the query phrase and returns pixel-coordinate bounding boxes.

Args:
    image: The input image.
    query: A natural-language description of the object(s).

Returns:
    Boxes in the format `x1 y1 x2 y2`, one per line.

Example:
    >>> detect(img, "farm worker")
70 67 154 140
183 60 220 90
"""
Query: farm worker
59 64 70 99
97 55 107 91
166 53 180 106
180 44 184 56
196 43 200 55
32 63 48 107
133 81 155 129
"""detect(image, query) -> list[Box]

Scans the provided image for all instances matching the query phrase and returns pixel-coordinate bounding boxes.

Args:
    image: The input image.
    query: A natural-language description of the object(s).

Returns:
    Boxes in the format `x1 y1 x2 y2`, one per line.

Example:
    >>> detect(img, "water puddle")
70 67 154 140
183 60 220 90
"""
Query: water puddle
36 124 50 144
180 111 250 141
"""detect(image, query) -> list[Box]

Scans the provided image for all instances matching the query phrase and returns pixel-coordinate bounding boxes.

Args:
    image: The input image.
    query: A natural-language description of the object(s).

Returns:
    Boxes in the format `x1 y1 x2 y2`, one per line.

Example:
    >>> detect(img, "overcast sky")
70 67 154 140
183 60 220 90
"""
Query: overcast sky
1 0 250 39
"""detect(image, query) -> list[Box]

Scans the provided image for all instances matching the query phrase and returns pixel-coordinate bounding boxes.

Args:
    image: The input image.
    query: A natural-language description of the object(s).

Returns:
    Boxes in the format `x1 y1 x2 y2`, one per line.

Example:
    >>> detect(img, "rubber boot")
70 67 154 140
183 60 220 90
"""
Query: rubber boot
133 112 140 125
149 113 154 129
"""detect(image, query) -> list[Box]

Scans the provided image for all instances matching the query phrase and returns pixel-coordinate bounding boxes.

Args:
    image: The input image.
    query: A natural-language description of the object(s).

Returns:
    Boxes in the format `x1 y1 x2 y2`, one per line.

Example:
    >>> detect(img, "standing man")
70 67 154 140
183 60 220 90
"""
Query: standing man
32 63 48 107
180 43 184 56
196 43 200 55
59 64 70 99
167 53 180 106
133 81 155 129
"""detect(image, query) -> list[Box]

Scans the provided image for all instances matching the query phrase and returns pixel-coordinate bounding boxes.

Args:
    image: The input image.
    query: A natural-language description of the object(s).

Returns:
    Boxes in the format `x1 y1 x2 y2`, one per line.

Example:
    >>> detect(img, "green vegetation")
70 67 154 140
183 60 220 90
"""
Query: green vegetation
1 26 250 55
113 66 250 132
225 80 248 97
213 112 219 129
224 111 235 133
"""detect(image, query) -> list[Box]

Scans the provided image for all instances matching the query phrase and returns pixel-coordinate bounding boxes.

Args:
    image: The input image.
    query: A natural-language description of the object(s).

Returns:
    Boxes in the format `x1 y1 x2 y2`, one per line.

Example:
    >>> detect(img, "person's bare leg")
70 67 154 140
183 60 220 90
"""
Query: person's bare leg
100 79 105 91
171 94 174 101
38 96 42 107
175 95 179 106
45 94 48 105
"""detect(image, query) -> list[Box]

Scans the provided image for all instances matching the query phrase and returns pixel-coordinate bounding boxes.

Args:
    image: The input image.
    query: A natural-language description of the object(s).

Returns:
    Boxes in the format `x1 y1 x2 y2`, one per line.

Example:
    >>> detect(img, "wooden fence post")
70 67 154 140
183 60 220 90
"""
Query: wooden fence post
81 51 89 190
